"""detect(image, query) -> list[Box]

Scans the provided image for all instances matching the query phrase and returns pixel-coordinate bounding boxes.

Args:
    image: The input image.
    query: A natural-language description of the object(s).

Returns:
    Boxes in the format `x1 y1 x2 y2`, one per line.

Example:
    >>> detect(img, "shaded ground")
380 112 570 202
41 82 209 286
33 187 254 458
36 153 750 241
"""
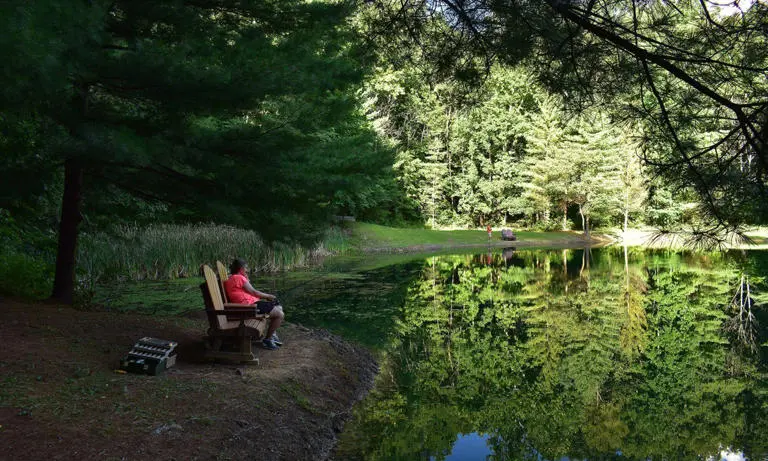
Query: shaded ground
0 300 377 461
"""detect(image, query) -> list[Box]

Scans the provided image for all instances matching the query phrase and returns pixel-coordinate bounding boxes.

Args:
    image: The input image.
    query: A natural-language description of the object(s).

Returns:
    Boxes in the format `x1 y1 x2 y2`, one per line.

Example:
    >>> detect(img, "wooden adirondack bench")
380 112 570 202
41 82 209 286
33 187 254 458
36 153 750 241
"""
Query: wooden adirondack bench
200 264 269 363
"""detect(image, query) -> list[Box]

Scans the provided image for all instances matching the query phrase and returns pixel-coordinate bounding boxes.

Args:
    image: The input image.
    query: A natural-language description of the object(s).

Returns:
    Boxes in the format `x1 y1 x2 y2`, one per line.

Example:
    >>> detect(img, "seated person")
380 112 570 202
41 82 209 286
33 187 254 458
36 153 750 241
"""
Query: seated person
224 258 284 350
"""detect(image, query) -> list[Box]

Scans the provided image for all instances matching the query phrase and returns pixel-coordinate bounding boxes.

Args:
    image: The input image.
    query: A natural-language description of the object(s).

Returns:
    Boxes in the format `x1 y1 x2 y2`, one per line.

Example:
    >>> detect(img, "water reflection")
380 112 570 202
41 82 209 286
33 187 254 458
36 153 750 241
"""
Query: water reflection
440 433 493 460
307 248 768 460
711 450 746 461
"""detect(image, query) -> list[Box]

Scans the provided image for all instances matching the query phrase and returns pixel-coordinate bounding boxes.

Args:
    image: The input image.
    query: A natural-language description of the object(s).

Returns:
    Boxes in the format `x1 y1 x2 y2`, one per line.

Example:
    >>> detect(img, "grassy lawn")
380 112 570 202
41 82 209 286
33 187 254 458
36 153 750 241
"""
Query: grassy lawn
338 222 591 252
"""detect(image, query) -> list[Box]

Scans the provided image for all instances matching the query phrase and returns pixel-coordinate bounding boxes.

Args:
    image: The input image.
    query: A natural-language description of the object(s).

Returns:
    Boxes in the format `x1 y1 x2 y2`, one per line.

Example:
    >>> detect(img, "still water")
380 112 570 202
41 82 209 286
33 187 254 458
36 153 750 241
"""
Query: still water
275 248 768 460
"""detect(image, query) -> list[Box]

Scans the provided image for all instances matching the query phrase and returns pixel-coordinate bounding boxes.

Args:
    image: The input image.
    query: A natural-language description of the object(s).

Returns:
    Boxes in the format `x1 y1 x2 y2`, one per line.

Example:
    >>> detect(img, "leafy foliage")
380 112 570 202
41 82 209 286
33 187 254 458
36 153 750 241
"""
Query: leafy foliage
0 0 408 299
364 60 652 232
362 0 768 237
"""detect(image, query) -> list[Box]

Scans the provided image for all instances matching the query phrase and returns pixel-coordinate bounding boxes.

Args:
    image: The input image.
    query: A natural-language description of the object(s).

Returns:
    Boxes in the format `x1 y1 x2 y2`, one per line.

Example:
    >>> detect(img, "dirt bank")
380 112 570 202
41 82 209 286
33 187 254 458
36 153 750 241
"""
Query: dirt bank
0 300 378 460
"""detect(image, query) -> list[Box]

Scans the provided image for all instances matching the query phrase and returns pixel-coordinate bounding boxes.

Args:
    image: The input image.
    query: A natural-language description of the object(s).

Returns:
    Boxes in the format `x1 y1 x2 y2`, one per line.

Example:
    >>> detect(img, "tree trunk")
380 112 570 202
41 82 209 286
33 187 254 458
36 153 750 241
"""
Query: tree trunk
52 81 89 304
431 181 436 228
579 205 589 238
585 216 591 240
624 208 629 234
51 158 84 304
623 185 630 234
562 203 568 231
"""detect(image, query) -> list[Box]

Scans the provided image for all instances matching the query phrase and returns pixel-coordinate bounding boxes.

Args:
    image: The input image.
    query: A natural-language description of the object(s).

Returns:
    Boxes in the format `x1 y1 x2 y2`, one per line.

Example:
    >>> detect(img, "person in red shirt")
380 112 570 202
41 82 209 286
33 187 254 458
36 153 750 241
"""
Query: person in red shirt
224 258 284 350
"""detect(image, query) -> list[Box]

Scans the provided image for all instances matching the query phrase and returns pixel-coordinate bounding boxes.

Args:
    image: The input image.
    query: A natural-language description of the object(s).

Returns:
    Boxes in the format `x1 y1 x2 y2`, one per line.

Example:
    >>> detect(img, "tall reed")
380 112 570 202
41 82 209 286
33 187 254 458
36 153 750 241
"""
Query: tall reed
78 223 330 282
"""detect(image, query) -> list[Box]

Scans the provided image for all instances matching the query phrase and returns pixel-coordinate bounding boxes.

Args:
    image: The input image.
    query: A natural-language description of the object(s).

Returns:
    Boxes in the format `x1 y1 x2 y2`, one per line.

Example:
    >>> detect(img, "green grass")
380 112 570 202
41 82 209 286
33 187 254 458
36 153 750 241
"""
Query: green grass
340 222 588 252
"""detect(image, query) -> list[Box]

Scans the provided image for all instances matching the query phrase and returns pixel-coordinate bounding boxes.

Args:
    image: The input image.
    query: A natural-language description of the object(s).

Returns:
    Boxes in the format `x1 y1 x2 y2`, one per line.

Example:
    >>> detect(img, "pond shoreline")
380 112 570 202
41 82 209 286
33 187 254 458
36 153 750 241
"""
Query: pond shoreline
354 231 768 254
0 300 379 460
359 234 614 253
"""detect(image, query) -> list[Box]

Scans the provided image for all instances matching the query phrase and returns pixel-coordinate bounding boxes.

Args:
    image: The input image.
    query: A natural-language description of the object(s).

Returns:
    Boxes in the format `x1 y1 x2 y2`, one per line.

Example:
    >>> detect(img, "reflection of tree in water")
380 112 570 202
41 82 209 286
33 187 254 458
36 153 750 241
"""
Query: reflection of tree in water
726 274 762 353
620 245 648 361
334 249 768 461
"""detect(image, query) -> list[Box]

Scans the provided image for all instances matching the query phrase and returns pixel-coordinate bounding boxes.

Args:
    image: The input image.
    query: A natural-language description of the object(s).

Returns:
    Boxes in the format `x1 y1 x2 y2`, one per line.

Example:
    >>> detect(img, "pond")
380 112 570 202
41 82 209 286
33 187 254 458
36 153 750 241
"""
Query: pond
271 247 768 461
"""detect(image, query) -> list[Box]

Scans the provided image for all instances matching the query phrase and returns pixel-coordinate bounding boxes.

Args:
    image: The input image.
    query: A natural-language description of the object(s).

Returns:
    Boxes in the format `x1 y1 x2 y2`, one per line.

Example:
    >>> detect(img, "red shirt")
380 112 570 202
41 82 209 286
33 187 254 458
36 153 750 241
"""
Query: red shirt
224 273 259 304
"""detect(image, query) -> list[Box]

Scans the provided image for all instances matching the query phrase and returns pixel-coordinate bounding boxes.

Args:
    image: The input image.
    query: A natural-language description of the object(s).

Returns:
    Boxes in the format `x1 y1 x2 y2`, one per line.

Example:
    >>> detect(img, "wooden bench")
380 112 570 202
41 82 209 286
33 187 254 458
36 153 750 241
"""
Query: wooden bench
200 264 269 363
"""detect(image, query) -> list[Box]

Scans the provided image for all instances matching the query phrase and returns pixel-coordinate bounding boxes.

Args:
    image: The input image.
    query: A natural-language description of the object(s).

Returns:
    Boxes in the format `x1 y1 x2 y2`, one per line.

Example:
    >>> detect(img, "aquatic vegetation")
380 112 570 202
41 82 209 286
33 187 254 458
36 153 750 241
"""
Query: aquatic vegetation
77 223 328 283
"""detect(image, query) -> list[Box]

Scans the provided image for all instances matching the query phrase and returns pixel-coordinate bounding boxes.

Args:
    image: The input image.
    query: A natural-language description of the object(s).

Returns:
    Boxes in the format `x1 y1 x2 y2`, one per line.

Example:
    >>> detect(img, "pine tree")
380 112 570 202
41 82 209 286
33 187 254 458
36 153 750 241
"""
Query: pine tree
518 94 571 229
448 67 534 226
0 0 375 302
620 139 647 233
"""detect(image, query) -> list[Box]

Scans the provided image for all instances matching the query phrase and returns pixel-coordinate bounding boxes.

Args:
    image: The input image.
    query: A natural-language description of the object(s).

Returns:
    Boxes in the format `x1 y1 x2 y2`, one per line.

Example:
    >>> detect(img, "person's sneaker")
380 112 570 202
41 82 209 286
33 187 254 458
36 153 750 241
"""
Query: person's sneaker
261 338 278 350
270 333 283 346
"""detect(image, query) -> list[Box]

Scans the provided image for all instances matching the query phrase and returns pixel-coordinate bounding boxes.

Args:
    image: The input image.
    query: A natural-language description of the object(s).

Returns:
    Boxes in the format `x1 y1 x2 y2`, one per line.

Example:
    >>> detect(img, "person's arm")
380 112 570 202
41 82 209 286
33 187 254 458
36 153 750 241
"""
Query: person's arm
243 281 276 301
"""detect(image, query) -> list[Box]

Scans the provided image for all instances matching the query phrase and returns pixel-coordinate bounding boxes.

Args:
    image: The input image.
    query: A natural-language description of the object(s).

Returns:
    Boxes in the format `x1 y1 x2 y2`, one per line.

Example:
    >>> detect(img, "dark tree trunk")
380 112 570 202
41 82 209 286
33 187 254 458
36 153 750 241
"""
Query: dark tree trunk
51 158 84 304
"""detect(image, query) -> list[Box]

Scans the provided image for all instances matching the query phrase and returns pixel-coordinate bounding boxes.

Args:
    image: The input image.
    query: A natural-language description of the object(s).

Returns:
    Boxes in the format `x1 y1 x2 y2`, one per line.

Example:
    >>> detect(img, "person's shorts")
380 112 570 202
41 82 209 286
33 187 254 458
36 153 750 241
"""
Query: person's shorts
255 300 279 314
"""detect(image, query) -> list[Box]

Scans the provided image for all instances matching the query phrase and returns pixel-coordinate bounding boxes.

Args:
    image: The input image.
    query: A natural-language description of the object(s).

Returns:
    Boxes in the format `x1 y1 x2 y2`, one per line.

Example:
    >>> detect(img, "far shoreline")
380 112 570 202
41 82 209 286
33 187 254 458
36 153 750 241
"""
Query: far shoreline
341 223 768 255
359 237 613 254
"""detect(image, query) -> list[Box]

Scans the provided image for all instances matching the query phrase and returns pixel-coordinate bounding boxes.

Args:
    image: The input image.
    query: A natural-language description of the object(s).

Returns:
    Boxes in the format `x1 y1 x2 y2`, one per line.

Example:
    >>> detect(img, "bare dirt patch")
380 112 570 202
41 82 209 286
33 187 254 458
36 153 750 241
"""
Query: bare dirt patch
0 300 377 460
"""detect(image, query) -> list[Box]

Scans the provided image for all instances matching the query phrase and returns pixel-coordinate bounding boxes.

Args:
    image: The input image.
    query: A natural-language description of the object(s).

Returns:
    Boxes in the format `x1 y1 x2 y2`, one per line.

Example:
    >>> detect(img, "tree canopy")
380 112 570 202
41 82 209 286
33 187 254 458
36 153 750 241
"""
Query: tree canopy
1 0 397 301
362 0 768 239
2 0 768 301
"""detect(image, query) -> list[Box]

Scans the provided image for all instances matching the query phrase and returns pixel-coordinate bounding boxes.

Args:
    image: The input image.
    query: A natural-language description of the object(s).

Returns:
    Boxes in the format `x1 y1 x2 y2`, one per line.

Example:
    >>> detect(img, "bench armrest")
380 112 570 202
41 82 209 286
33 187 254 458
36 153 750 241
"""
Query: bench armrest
205 308 269 320
223 304 270 319
222 303 256 309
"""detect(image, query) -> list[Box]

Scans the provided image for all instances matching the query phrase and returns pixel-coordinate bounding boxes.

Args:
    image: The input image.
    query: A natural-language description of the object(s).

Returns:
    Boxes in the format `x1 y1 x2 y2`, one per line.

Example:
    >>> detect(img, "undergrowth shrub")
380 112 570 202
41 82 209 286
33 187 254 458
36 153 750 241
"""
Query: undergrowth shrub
0 250 53 299
0 209 55 299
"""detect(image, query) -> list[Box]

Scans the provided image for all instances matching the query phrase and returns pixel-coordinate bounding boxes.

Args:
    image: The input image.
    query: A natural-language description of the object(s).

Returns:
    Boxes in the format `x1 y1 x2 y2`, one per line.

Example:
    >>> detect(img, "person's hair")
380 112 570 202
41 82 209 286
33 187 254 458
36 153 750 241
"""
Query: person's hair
230 258 248 275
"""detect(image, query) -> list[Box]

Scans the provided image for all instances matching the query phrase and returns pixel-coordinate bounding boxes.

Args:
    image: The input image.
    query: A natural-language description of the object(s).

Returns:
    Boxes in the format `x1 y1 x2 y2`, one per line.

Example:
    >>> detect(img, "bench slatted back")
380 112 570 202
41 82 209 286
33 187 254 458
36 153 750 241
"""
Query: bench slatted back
216 260 229 303
203 265 227 330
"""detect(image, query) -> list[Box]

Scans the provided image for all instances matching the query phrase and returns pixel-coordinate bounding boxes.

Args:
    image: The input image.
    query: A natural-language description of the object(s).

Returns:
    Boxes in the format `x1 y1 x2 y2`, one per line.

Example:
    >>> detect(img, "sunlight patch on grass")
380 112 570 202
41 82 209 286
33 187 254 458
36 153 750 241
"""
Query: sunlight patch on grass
346 222 584 251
